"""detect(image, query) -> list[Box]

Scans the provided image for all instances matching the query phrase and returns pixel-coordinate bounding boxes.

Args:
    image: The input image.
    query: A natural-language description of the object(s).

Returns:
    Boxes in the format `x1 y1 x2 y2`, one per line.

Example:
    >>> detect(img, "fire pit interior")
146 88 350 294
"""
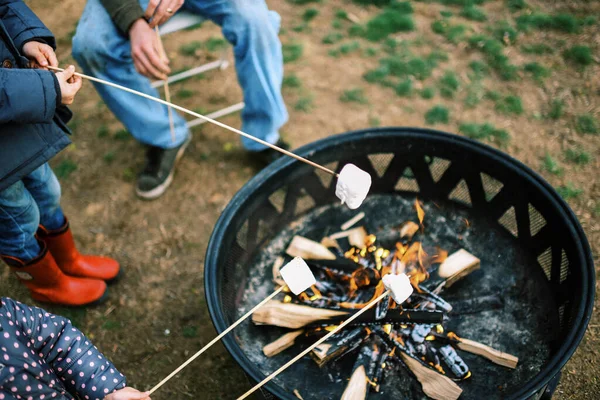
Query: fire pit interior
205 128 594 400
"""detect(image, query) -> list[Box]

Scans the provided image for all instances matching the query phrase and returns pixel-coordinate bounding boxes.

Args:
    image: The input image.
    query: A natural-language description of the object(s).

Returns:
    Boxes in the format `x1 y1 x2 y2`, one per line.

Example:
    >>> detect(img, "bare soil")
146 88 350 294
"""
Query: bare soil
1 0 598 399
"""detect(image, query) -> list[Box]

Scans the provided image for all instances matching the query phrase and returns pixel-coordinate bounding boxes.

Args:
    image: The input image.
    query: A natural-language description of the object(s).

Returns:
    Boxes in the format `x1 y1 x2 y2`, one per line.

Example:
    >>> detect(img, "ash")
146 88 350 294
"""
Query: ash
234 194 556 400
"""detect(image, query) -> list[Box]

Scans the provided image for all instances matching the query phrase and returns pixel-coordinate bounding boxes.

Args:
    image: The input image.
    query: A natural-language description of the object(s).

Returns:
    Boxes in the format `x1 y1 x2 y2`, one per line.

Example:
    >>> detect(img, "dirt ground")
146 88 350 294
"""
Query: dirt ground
1 0 598 399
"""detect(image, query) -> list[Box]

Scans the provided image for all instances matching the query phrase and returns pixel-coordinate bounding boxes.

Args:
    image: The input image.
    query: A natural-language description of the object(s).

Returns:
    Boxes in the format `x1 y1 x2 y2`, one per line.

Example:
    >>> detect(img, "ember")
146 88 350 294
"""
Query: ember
252 199 520 400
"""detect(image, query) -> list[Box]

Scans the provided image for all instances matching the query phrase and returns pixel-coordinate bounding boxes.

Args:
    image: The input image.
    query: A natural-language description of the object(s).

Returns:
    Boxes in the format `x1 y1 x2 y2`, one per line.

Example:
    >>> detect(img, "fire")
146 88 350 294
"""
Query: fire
415 199 425 226
447 332 461 341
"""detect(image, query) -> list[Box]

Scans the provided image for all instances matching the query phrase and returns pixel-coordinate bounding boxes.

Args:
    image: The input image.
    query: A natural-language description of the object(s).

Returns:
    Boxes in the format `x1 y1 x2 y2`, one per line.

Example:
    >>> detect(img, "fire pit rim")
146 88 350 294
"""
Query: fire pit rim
205 127 594 400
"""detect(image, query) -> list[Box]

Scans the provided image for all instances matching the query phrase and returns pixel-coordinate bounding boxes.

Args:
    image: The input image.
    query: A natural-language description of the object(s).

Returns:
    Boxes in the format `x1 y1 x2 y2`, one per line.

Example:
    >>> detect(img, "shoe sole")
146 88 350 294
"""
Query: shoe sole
136 137 191 200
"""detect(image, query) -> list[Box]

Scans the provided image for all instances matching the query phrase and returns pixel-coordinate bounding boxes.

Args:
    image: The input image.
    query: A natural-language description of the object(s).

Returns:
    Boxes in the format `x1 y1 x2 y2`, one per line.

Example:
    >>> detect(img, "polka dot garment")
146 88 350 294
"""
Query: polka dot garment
0 298 127 399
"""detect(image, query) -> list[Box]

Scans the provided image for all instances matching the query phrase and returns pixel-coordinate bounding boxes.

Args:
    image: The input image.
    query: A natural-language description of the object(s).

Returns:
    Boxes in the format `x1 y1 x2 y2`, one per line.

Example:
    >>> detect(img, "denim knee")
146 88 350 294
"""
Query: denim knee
0 184 41 260
222 2 279 45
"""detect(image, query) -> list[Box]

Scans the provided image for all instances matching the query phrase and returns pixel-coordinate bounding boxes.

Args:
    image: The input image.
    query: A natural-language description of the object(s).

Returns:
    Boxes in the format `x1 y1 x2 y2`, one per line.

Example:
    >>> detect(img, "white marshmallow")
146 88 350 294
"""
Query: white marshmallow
280 257 316 295
335 164 372 210
382 273 414 304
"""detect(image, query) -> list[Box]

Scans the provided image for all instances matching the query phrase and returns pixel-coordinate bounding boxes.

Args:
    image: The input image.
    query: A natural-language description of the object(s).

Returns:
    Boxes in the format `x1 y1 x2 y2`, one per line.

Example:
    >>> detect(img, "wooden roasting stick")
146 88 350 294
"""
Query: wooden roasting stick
146 286 284 395
46 66 338 178
237 290 391 400
154 26 176 143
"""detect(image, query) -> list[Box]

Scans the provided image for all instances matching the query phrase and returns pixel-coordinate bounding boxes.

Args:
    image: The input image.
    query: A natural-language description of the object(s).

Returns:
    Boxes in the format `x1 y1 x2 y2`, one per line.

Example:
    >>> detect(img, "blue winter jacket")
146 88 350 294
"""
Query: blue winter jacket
0 0 72 192
0 297 127 399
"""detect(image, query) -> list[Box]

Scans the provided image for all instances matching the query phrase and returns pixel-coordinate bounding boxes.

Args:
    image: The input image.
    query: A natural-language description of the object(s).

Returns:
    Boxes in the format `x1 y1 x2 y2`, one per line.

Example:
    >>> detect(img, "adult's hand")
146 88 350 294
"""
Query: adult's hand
55 65 83 105
145 0 185 28
104 387 151 400
22 41 58 70
129 19 171 80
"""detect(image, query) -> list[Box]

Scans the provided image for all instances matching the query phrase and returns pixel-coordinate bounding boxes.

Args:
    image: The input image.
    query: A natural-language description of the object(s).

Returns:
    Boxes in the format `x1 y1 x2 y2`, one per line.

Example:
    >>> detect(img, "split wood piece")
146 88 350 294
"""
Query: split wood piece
154 26 176 143
147 286 284 395
321 236 341 251
293 389 305 400
311 327 370 367
399 221 420 240
340 365 367 400
287 236 336 260
455 338 518 369
237 290 391 400
47 66 339 178
433 249 480 294
328 227 368 248
263 329 305 357
341 212 365 231
400 353 462 400
252 301 444 329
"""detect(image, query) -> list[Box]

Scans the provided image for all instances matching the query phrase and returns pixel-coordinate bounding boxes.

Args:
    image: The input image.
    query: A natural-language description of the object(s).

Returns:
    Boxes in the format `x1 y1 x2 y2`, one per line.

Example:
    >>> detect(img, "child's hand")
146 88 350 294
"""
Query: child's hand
22 41 58 70
104 387 151 400
55 65 83 105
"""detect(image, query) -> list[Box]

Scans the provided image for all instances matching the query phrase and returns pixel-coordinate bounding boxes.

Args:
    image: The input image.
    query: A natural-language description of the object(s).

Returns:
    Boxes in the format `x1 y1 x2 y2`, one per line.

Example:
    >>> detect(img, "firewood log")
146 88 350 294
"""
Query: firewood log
430 249 480 294
328 227 368 248
263 330 305 357
287 236 337 260
399 221 420 240
432 332 518 368
340 365 368 400
311 327 370 367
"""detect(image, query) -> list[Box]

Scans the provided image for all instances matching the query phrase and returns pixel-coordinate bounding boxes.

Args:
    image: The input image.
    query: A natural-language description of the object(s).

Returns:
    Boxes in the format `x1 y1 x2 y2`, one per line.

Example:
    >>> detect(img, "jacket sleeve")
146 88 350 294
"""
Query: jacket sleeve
0 0 56 51
0 68 60 124
100 0 144 35
0 298 127 399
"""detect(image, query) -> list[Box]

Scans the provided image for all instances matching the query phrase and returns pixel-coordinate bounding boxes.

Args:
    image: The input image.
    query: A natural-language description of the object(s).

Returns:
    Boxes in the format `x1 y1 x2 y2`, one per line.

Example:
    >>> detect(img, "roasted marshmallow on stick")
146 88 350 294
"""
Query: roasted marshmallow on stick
382 273 414 304
335 164 372 210
280 256 317 295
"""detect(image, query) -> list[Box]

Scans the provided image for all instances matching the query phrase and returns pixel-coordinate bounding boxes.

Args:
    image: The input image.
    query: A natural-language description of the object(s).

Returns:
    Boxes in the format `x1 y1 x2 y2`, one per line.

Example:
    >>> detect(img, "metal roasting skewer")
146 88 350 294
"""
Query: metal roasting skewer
147 286 285 395
237 290 391 400
47 65 339 177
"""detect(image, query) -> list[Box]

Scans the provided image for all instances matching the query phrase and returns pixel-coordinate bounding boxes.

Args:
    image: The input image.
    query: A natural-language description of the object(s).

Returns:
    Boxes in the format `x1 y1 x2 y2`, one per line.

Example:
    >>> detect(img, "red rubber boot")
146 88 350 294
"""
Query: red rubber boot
1 243 107 306
38 218 120 282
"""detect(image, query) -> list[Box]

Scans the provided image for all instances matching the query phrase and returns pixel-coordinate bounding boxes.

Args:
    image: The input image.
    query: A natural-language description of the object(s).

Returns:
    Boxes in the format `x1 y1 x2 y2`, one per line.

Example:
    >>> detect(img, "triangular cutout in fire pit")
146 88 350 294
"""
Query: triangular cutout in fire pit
395 168 420 192
537 247 552 281
314 161 338 190
498 206 519 238
368 153 394 178
428 157 451 183
448 179 472 207
528 203 547 237
480 172 504 202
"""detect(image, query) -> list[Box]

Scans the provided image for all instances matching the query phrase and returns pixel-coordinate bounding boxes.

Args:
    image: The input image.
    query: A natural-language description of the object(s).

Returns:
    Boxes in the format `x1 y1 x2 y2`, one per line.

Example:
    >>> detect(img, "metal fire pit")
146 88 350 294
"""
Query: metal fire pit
205 128 594 399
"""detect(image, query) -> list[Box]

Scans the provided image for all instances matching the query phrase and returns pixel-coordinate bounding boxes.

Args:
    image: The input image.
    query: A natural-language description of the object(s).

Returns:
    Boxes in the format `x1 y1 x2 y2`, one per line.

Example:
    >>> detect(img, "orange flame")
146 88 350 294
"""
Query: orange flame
415 199 425 226
340 281 385 309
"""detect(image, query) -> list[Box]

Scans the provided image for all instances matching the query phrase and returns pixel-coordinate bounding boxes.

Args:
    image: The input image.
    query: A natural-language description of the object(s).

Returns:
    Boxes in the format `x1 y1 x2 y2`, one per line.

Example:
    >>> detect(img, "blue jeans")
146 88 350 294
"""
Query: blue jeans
0 163 65 261
72 0 288 151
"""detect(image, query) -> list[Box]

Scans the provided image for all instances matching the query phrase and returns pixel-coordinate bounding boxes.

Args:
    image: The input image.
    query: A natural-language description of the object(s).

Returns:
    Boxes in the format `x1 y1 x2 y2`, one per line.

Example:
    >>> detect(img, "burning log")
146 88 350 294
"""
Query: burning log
311 327 370 367
329 226 369 248
252 301 444 329
287 236 337 260
263 329 306 357
431 249 480 294
434 332 519 369
438 345 470 379
399 221 420 240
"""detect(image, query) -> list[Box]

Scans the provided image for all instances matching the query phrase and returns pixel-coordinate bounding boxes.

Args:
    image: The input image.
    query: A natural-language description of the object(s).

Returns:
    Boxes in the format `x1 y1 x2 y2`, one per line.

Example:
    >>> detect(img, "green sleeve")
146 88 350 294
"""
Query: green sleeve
100 0 145 35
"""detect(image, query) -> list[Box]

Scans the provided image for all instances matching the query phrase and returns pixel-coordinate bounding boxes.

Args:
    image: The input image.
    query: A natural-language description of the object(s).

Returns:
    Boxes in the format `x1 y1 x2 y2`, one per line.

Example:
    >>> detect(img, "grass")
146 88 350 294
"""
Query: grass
459 123 510 146
332 19 344 30
205 37 227 52
361 3 415 42
364 50 444 85
468 34 519 80
485 90 501 101
340 88 369 104
294 95 314 112
55 159 78 179
523 62 550 82
333 41 361 56
97 125 110 138
516 13 587 34
547 99 564 120
556 183 583 199
565 147 592 165
395 78 413 97
563 45 593 67
182 326 198 338
493 20 518 45
283 43 304 63
464 79 484 108
425 105 450 125
103 151 116 164
113 129 130 141
180 41 203 56
460 5 486 22
575 114 598 135
541 153 563 176
283 74 302 88
431 20 468 44
302 8 319 22
176 89 195 99
287 0 321 4
322 32 344 44
369 115 381 127
495 95 523 115
469 60 489 76
507 0 527 12
520 43 554 55
438 70 459 98
421 87 435 99
335 10 348 19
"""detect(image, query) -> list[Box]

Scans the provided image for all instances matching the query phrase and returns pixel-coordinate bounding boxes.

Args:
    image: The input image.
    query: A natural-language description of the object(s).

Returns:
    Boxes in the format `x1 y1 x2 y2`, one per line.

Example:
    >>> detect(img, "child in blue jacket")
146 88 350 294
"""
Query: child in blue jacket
0 297 150 400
